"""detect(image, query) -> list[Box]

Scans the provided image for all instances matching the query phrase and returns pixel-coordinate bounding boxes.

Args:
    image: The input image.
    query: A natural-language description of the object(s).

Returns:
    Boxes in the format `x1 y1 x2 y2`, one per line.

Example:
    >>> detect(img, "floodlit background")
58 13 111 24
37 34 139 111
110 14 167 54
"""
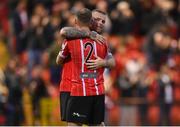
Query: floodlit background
0 0 179 126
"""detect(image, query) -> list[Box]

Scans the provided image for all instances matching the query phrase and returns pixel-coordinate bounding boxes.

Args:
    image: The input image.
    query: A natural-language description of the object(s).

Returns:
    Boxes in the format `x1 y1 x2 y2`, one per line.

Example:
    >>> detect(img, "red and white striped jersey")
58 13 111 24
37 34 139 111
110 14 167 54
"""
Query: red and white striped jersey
60 38 108 96
59 57 72 92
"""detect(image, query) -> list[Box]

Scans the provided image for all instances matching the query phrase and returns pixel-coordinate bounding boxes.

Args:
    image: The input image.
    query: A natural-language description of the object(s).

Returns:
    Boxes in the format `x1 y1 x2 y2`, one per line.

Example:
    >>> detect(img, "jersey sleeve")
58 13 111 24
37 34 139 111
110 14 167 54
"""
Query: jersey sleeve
58 40 70 59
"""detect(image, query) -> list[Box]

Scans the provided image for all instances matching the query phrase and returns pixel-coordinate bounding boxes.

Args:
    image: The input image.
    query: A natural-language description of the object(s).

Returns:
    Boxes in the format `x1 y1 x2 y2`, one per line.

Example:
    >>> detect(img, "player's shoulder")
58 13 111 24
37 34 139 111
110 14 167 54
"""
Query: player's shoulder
65 38 82 43
63 39 76 47
81 38 94 43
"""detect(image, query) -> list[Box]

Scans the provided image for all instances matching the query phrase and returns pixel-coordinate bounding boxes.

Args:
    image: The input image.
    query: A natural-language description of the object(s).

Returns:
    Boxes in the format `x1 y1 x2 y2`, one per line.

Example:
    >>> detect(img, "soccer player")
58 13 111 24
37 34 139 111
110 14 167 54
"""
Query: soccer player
57 10 108 122
57 48 71 122
58 9 115 125
60 9 115 69
57 8 108 126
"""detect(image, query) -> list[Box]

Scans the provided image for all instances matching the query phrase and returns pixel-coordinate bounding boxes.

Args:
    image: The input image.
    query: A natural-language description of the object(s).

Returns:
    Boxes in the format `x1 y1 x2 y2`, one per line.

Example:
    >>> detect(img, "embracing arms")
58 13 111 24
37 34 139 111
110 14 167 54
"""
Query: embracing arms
86 53 116 69
56 27 109 66
56 51 64 65
60 27 105 44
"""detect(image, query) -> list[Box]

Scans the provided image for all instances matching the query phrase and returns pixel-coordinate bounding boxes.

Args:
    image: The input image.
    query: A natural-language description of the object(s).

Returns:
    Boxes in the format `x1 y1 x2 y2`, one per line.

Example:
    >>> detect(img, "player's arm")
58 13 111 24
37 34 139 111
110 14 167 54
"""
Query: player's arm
86 40 115 69
56 41 69 65
60 27 105 44
86 53 116 69
56 52 64 65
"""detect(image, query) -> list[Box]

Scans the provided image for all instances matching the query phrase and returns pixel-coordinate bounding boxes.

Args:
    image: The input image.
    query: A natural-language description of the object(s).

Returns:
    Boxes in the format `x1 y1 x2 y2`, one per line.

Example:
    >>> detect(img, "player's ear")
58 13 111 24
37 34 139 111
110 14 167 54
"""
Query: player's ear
75 17 78 25
89 18 94 27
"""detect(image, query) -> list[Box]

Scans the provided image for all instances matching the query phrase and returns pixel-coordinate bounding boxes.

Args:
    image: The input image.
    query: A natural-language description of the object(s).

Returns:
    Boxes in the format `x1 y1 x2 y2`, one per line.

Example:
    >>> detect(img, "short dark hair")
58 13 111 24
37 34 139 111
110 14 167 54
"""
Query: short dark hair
76 8 92 25
92 9 106 15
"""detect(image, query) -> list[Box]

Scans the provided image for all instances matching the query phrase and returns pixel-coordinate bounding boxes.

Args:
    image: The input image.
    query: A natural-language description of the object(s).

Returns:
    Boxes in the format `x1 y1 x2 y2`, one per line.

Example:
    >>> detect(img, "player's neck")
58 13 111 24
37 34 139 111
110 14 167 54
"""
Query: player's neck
76 25 90 32
80 26 90 31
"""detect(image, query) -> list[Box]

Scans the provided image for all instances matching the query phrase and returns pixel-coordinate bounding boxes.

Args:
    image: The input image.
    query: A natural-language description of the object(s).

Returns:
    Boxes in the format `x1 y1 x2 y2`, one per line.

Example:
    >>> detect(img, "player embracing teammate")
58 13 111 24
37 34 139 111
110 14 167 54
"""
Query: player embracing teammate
56 8 115 126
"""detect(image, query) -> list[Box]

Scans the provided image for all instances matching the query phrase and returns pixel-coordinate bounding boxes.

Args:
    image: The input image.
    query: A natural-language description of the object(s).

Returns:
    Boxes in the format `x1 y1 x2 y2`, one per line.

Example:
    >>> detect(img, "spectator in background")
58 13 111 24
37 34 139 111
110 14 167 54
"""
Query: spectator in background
11 0 28 54
0 69 8 125
71 1 85 13
55 0 70 26
110 1 135 35
48 31 62 86
28 65 49 122
157 65 173 125
140 0 177 36
117 51 146 126
4 58 23 125
96 0 108 13
45 16 62 46
26 14 46 71
144 25 172 70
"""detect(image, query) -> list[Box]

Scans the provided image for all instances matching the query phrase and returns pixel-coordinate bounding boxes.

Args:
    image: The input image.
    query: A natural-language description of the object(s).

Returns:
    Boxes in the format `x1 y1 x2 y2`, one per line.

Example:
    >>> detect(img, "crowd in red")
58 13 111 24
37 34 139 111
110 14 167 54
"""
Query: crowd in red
0 0 179 126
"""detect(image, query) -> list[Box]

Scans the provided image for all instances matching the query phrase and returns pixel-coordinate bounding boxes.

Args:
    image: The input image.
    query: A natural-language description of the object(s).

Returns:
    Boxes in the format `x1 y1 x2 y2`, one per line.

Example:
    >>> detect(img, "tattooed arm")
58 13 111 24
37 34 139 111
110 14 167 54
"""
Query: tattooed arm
60 27 106 44
60 27 90 39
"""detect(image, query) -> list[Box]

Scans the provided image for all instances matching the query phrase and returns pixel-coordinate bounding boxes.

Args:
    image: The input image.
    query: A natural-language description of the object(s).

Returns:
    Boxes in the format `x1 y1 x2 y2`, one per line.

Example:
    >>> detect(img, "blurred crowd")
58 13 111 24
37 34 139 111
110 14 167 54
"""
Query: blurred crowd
0 0 179 126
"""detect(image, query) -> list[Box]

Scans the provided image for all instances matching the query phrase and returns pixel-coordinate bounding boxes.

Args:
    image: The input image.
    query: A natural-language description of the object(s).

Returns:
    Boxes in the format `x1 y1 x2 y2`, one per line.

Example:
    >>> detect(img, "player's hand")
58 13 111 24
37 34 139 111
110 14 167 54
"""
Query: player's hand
96 34 106 45
90 31 106 45
86 55 106 70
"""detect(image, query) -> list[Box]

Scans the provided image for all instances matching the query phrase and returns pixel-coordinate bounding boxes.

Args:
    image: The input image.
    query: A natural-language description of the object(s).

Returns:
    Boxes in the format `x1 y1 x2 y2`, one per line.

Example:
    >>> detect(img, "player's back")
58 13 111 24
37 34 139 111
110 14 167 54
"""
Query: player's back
68 38 107 96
